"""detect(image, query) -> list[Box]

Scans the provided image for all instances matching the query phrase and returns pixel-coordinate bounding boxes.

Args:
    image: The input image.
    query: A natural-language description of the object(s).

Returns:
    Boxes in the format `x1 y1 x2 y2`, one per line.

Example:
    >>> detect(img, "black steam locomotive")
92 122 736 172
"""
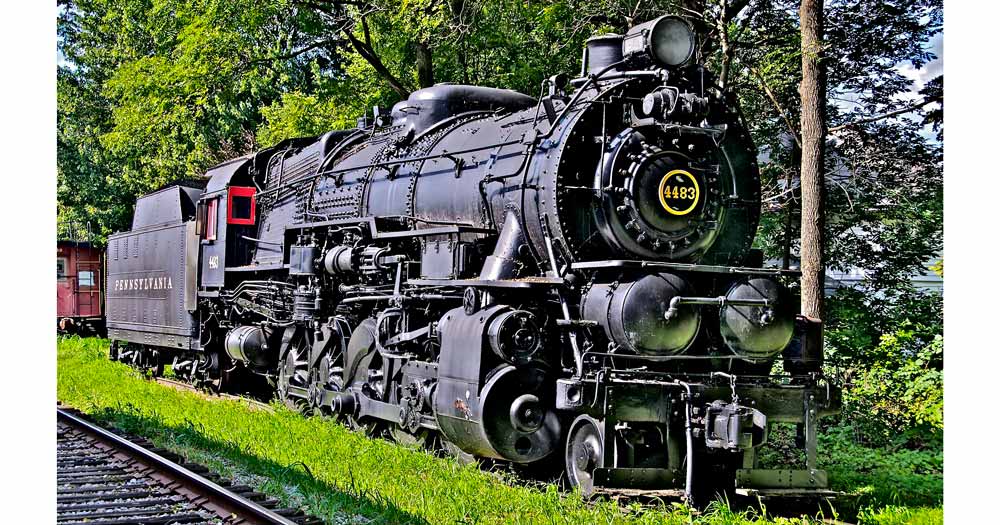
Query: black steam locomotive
106 15 838 501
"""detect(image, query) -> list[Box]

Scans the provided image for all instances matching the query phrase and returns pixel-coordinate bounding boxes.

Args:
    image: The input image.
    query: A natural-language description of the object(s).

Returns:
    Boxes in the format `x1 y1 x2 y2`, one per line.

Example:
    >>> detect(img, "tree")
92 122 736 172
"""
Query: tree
57 0 344 240
58 0 942 294
727 1 941 292
798 0 826 319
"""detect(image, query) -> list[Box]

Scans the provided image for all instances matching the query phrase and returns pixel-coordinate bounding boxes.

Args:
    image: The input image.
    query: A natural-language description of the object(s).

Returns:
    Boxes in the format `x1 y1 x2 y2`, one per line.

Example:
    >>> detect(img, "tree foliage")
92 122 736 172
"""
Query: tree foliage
824 285 943 445
58 0 336 238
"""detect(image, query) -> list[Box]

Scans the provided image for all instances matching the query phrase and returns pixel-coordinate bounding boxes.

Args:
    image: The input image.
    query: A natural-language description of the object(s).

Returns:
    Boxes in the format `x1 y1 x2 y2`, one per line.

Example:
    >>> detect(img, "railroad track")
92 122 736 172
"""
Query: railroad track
57 407 320 525
153 377 274 412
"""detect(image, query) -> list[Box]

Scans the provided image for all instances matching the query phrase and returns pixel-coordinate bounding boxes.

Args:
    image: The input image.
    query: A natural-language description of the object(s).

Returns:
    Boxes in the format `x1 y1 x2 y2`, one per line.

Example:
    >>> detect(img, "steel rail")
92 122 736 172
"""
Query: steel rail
153 376 275 412
57 408 299 525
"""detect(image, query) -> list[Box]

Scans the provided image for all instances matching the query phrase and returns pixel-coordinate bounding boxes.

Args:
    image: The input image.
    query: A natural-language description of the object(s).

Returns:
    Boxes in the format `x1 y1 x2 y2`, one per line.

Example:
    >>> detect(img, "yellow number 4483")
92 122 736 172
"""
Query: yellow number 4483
664 186 695 200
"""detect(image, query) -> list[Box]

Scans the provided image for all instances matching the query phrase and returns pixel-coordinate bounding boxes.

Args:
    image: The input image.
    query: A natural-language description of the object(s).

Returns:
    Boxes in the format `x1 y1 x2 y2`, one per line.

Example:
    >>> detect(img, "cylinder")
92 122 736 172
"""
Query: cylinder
488 309 542 364
439 364 561 463
582 272 700 355
289 245 317 276
323 246 354 274
292 286 319 321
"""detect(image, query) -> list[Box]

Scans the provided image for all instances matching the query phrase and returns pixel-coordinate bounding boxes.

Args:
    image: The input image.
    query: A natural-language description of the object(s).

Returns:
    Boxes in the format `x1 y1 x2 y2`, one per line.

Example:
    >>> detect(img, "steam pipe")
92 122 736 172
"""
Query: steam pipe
670 380 695 503
540 59 626 140
340 294 462 304
479 209 525 280
664 295 771 321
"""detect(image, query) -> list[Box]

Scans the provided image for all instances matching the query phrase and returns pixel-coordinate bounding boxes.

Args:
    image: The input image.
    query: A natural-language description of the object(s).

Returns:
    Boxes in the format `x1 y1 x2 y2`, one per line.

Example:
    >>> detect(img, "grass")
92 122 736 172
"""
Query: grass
761 424 943 513
821 428 943 511
57 337 942 524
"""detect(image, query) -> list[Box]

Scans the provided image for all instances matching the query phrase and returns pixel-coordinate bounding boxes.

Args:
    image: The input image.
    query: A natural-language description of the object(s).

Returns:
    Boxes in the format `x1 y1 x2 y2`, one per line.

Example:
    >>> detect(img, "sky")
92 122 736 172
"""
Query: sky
899 31 944 143
898 32 945 91
830 30 943 143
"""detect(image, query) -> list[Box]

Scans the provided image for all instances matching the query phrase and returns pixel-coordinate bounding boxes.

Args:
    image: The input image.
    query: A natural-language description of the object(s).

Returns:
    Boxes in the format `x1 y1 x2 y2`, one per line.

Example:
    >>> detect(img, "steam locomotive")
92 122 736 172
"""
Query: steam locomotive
106 15 838 501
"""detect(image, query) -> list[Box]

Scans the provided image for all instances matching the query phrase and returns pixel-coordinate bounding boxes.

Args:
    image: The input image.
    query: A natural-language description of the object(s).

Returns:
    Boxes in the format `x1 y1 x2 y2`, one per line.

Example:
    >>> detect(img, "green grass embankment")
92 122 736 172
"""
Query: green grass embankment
56 337 941 524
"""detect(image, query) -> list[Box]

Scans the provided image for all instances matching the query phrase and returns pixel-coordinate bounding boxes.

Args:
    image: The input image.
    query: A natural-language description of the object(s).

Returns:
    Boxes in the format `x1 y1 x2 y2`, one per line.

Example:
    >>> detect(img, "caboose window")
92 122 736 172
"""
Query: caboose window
79 270 94 287
57 258 67 281
205 198 218 241
227 186 256 225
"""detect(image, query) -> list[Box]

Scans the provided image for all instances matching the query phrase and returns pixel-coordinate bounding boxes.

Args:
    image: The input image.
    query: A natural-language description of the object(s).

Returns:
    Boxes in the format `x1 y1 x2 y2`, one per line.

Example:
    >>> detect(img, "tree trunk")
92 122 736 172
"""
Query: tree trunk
415 42 434 89
459 41 469 84
343 29 411 99
798 0 826 318
448 0 469 84
716 0 732 91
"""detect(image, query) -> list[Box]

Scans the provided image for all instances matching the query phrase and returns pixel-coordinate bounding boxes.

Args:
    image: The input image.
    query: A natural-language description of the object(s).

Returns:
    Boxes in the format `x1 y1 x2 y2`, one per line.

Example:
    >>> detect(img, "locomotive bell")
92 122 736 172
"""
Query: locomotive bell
582 272 700 355
719 278 795 360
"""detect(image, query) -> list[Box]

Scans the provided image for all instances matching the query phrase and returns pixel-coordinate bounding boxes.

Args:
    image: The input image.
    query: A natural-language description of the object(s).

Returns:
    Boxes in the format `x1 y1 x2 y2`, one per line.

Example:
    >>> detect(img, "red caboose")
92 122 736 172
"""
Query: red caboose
57 238 105 335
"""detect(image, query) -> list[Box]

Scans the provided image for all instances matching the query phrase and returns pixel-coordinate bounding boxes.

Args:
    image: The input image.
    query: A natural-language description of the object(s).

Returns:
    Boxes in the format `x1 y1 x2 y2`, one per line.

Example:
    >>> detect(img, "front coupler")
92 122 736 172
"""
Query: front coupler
557 371 840 498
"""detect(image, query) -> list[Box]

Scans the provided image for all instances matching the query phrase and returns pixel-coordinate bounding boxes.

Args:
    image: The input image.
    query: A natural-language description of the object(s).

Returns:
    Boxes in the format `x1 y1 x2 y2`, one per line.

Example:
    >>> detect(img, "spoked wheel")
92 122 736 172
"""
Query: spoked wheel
277 341 310 411
345 353 390 438
565 415 605 497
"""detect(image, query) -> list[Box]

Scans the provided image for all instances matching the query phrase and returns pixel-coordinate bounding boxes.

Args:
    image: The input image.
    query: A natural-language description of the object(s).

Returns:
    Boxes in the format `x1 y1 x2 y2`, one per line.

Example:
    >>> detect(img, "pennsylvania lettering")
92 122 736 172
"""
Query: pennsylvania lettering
112 276 173 292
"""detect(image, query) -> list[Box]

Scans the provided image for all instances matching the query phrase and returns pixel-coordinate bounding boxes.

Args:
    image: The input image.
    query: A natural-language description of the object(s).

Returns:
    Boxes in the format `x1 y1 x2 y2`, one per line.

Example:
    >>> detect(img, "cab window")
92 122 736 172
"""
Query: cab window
227 186 256 225
198 197 219 241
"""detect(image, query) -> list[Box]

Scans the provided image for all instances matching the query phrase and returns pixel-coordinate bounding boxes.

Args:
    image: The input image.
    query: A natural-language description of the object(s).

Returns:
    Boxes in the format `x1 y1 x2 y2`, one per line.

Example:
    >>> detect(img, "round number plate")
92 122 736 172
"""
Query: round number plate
657 169 700 216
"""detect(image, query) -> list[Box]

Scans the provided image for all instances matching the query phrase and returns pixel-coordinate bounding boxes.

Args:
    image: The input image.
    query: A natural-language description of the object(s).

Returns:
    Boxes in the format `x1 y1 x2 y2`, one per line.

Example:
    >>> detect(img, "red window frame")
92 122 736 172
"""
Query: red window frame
227 186 257 225
205 198 219 241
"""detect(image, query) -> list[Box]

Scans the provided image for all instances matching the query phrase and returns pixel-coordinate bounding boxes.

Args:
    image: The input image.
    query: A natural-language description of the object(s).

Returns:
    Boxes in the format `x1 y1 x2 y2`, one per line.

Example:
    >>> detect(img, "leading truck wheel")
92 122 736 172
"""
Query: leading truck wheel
565 415 605 496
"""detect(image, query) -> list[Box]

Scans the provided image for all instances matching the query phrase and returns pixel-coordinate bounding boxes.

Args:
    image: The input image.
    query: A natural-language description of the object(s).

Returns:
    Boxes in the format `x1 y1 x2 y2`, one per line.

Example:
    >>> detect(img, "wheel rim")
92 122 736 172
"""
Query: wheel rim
277 344 310 409
565 415 604 496
346 354 391 437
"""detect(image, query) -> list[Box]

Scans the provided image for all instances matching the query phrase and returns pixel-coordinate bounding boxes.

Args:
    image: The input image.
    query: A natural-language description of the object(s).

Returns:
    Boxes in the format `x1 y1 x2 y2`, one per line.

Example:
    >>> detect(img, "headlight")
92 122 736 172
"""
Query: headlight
623 15 696 69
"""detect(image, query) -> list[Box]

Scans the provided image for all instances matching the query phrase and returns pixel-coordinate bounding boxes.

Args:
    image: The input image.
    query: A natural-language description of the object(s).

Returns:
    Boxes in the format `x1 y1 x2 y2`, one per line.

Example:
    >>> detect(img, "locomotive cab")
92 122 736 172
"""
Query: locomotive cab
196 156 259 287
